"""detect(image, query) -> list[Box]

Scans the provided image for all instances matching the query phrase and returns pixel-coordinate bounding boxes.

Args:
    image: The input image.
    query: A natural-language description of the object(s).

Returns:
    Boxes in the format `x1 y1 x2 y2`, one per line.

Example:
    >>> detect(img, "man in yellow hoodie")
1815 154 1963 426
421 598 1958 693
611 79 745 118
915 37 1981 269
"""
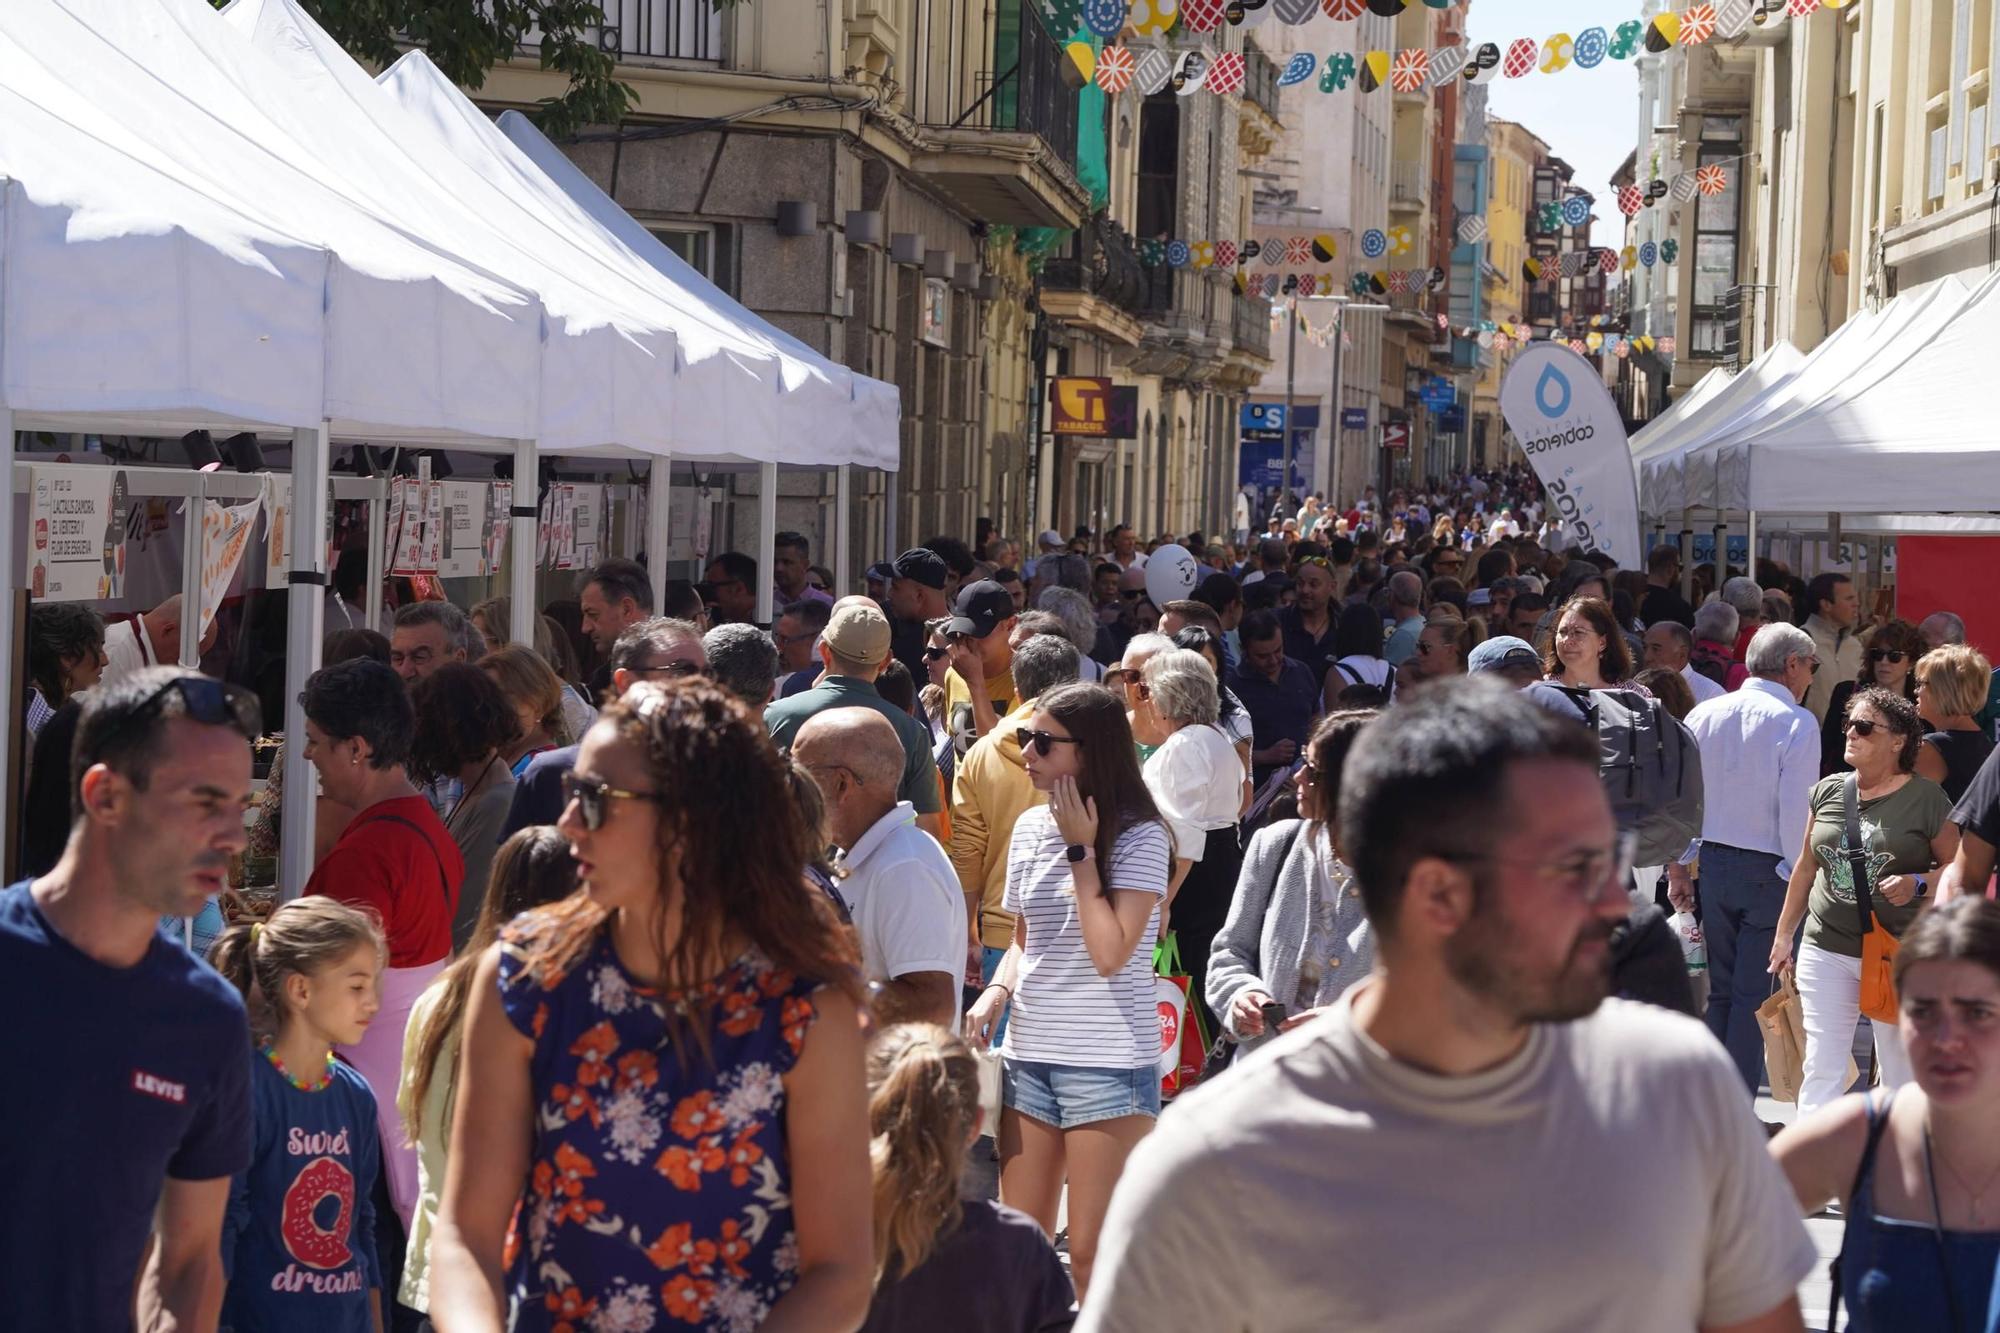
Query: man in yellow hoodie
950 634 1082 1025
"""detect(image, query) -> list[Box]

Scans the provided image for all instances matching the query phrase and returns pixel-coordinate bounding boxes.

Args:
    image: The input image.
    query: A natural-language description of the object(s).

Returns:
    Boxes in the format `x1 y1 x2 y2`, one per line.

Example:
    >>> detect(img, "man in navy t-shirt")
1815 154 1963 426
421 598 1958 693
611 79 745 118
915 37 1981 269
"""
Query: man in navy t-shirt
0 667 258 1330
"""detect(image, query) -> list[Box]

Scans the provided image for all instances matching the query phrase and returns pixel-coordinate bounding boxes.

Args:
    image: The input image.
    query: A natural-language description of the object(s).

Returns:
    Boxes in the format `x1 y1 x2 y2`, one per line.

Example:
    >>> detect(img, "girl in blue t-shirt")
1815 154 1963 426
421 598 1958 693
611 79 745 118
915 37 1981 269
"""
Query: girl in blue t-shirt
209 897 386 1333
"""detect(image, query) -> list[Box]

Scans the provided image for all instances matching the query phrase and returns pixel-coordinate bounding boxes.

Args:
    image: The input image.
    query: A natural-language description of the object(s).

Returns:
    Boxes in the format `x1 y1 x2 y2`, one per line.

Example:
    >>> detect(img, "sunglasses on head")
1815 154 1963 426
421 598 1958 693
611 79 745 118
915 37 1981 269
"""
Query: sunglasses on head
147 674 261 741
562 771 665 831
1020 729 1083 758
1868 649 1907 664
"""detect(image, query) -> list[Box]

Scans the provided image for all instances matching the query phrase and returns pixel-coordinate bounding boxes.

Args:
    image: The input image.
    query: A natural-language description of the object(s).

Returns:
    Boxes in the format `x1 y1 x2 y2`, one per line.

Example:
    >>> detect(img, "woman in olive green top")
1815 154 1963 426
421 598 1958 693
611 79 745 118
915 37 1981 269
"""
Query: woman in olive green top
1771 687 1959 1118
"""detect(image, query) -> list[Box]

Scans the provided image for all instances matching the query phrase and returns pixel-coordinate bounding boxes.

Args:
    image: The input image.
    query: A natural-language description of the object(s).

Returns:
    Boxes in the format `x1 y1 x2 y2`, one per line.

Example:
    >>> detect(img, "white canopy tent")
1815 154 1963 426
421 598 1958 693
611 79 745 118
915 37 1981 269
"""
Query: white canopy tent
1628 366 1729 466
1632 342 1804 507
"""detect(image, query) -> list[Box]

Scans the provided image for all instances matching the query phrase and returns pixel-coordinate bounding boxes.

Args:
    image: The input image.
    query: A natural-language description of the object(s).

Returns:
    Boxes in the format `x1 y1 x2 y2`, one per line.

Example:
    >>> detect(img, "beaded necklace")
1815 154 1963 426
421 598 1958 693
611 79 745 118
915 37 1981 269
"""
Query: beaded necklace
260 1039 336 1093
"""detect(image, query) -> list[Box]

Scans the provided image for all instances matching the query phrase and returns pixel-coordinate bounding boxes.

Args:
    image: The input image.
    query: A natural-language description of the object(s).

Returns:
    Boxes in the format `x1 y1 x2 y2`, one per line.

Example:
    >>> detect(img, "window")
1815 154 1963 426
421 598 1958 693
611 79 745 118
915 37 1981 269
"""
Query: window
1136 94 1180 239
648 223 733 294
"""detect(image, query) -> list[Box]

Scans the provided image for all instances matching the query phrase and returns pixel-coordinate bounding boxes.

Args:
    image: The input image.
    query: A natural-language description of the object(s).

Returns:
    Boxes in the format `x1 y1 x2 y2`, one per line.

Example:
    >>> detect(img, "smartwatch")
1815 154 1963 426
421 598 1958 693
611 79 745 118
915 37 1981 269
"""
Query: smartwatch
1065 844 1092 864
1913 874 1928 898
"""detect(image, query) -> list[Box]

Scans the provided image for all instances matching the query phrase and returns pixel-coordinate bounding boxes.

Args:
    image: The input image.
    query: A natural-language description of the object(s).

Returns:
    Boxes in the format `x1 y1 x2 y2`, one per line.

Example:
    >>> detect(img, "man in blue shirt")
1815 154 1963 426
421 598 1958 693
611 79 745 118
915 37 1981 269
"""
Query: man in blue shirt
0 667 259 1330
1229 609 1321 788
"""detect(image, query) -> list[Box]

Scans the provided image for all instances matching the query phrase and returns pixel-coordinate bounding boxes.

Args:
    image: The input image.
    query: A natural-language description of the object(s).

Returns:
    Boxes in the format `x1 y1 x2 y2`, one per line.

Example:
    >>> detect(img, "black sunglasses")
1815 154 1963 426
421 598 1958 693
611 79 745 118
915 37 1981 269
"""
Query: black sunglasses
561 771 666 831
629 659 705 679
1019 729 1084 758
923 646 949 662
1844 717 1879 738
153 674 261 740
1868 649 1907 664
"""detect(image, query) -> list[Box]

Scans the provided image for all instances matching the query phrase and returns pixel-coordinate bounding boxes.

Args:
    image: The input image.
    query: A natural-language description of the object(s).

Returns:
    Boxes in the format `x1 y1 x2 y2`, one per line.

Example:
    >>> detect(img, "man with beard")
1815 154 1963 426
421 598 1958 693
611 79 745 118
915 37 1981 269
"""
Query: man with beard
1079 679 1813 1333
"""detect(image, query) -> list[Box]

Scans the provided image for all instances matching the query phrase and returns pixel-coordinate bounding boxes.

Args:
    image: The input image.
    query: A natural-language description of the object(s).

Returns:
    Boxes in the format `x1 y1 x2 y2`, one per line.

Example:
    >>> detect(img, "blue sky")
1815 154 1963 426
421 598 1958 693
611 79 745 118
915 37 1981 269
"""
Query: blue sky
1470 4 1643 247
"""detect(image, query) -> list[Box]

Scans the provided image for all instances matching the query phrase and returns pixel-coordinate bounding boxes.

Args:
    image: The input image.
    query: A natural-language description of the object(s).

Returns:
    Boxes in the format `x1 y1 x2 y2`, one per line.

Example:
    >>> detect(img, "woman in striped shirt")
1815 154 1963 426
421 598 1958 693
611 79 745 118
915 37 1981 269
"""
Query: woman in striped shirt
964 682 1171 1302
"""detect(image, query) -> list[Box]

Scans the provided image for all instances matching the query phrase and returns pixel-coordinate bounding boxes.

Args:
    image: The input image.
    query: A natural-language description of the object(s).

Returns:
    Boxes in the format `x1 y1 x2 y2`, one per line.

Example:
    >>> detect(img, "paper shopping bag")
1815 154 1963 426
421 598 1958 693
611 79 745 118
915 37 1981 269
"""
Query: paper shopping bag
1757 974 1807 1103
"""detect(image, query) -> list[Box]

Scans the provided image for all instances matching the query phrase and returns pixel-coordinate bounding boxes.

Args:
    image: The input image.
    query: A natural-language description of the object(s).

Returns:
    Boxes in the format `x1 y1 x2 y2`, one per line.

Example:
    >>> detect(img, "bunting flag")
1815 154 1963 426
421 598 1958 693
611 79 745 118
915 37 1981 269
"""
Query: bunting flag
1357 49 1391 92
1786 0 1820 15
1214 240 1239 267
1311 233 1339 261
1096 45 1136 93
1661 238 1680 263
1715 0 1754 38
1503 38 1537 78
1082 0 1130 36
1457 214 1488 244
1640 240 1658 267
1660 336 1677 355
1390 47 1429 92
1561 195 1592 227
1287 235 1315 264
1279 51 1318 85
1181 0 1226 31
1574 25 1609 67
1129 0 1179 33
1359 229 1387 259
1172 49 1210 94
1134 46 1172 94
1387 226 1414 257
1207 50 1248 94
1696 163 1729 195
1274 0 1318 21
1540 32 1574 75
1599 248 1620 274
1617 185 1644 216
1679 3 1718 44
1321 0 1366 17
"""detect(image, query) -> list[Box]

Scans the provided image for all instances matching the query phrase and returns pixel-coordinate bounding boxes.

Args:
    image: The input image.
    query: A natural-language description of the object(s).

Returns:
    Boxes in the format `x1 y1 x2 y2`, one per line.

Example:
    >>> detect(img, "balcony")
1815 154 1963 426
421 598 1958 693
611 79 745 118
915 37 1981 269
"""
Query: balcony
907 0 1089 229
1390 161 1426 211
541 0 723 64
1238 47 1282 160
1219 289 1274 387
1128 267 1229 380
1040 215 1149 347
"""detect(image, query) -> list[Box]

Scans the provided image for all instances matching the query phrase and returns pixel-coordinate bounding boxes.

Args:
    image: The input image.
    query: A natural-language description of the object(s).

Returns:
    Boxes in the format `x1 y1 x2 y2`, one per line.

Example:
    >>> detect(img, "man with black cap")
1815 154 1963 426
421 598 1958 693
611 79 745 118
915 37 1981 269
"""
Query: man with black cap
943 579 1020 756
767 596 945 838
886 548 952 683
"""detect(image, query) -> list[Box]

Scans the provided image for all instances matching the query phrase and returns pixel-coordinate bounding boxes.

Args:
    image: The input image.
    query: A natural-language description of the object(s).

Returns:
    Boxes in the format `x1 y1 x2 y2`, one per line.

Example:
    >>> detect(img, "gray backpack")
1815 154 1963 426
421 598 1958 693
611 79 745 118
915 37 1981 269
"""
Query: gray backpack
1527 684 1704 868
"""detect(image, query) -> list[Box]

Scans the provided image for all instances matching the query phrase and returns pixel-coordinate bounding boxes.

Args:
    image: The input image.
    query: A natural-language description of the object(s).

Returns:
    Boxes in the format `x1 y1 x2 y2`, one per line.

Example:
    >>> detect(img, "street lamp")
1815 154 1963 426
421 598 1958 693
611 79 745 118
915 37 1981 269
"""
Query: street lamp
1280 294 1387 512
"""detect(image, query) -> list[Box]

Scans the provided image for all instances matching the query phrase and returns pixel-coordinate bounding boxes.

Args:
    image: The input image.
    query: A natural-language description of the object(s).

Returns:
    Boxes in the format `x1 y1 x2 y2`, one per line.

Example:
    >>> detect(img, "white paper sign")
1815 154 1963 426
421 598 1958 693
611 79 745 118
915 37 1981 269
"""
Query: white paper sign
570 484 602 570
262 475 293 582
437 481 488 579
1499 345 1643 569
198 496 262 634
487 482 512 575
418 479 444 574
28 465 128 601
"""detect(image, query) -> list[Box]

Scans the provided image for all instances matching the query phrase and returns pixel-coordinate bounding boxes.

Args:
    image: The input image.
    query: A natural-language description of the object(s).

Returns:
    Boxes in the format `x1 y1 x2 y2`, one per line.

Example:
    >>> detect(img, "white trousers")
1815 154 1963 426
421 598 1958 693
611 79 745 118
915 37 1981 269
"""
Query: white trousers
1795 941 1911 1119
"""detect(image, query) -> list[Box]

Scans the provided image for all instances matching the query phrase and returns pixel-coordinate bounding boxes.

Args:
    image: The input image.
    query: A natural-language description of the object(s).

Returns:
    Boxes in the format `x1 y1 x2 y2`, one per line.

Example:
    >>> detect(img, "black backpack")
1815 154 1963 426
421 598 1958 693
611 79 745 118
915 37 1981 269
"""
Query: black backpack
1528 684 1704 868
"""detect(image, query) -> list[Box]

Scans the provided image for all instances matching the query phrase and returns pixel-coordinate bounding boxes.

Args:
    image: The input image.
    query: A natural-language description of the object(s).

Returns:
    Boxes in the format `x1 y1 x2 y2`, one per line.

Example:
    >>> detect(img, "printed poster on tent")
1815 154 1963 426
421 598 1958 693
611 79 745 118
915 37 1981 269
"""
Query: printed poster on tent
437 482 489 580
198 495 262 635
27 465 128 602
569 485 603 570
486 482 512 576
1498 345 1643 569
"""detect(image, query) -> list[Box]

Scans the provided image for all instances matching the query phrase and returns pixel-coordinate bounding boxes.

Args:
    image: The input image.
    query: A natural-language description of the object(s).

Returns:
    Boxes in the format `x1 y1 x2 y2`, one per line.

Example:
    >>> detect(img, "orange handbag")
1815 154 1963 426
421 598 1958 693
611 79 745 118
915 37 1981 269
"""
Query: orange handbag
1841 773 1901 1025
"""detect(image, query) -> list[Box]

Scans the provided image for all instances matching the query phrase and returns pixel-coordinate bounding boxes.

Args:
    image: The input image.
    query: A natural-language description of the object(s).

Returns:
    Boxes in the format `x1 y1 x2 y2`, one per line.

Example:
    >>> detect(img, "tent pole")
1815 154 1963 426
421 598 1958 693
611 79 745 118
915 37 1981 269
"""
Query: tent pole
1748 510 1758 568
834 465 852 597
1712 514 1727 590
364 478 386 633
647 455 671 613
279 422 330 900
509 440 537 646
180 472 208 667
885 470 898 559
757 462 778 627
1677 510 1693 604
0 408 14 883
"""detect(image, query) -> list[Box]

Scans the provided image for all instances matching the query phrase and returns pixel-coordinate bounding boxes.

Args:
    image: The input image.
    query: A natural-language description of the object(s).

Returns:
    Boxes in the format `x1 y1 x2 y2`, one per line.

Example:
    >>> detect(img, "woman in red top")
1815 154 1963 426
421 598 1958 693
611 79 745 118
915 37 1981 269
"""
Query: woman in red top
302 657 464 1231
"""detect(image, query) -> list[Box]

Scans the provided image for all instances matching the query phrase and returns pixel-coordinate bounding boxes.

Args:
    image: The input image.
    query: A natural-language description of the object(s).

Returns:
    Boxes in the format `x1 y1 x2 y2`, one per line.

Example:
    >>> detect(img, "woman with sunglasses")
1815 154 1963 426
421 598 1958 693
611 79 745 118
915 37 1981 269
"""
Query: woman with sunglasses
1769 896 2000 1333
1821 619 1924 777
963 683 1171 1302
428 680 873 1332
1915 645 1997 804
1771 687 1959 1118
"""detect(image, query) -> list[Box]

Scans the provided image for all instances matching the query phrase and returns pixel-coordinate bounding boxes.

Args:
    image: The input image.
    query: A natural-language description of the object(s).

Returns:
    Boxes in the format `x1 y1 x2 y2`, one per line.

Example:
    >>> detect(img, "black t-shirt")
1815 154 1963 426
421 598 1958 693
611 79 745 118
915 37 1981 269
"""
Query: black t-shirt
1639 584 1696 629
1950 743 2000 847
890 615 930 686
1279 605 1338 686
859 1198 1075 1333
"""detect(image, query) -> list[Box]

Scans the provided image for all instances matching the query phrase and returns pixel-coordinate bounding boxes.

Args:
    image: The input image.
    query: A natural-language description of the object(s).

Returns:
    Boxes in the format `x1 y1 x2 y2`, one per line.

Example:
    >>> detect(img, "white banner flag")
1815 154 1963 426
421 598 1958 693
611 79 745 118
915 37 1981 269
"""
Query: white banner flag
1499 345 1643 569
198 495 262 634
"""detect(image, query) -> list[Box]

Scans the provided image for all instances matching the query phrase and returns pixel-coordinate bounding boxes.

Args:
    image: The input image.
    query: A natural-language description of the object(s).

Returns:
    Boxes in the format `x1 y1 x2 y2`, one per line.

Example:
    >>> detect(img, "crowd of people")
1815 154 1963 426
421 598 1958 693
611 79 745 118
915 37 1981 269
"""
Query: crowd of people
6 477 2000 1332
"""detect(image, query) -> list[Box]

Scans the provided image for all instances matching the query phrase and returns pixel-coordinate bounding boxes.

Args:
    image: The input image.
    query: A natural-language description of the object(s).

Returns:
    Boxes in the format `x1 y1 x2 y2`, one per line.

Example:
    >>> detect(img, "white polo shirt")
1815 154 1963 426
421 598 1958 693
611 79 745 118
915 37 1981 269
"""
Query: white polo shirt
832 802 966 984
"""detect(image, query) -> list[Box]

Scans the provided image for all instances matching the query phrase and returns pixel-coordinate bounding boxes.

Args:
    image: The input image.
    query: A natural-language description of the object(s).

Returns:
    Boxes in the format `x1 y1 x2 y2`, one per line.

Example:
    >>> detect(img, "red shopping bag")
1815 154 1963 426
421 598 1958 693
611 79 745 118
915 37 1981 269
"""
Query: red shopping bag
1155 934 1210 1098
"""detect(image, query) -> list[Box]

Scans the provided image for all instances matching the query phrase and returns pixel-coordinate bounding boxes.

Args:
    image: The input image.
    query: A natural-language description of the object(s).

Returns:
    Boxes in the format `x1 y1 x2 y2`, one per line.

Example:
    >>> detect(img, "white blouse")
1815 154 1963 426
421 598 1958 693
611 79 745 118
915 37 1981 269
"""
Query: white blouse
1143 723 1246 861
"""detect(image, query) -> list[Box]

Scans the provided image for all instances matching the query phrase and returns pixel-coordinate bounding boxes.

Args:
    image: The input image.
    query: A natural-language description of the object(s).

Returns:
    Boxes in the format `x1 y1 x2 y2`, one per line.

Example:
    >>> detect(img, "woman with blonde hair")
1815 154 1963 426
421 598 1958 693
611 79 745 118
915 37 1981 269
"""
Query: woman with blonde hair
478 643 571 778
1914 644 1996 803
857 1024 1072 1331
470 598 596 739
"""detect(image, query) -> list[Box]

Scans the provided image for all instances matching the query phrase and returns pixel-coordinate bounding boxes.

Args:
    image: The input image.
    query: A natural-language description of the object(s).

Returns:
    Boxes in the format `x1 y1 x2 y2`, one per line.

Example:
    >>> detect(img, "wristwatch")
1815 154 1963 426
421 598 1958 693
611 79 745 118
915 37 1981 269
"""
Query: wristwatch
1912 874 1928 898
1065 844 1092 864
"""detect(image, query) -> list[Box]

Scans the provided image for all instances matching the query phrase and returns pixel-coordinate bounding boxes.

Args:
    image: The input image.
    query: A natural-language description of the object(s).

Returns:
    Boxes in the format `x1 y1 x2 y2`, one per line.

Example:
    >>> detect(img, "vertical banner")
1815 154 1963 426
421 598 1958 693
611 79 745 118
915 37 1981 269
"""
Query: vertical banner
28 465 128 601
437 481 488 579
486 482 512 575
198 496 262 634
1498 345 1643 568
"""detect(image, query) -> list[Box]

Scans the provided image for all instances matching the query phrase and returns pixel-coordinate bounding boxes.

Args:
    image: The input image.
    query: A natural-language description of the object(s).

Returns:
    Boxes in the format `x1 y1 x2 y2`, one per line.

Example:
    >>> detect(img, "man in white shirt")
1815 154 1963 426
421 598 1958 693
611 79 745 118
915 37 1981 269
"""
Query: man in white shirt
102 594 213 680
1643 621 1725 706
1080 679 1815 1333
793 707 966 1027
1106 524 1147 572
1674 622 1821 1094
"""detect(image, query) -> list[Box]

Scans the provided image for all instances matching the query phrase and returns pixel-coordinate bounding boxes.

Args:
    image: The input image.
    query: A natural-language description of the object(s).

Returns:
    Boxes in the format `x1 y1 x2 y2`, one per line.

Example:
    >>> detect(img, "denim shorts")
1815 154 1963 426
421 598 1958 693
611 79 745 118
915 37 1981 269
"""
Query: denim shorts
1002 1057 1160 1130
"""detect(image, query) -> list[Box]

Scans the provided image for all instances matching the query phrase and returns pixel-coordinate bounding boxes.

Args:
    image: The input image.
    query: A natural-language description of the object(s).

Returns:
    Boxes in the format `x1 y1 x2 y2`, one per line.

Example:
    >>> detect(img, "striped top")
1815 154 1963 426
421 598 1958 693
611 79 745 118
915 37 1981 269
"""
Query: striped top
1001 808 1171 1069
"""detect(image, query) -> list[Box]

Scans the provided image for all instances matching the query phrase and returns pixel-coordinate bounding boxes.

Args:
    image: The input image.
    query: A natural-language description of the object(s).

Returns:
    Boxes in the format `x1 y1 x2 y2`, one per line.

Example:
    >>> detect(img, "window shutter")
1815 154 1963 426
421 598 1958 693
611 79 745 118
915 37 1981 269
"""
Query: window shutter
1950 0 1972 166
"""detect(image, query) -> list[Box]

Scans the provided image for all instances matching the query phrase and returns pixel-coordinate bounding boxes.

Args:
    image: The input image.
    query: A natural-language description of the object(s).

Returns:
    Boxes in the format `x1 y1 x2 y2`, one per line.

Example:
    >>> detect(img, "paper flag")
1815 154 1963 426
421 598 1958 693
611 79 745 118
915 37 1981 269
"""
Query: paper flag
1391 48 1429 92
1358 50 1391 92
1478 329 1496 349
1503 38 1537 78
1429 43 1468 83
1608 19 1643 58
1279 51 1318 85
1660 336 1677 355
1458 214 1489 244
1096 45 1136 93
1134 46 1172 93
1226 0 1272 27
1640 241 1658 267
1523 257 1543 281
1207 51 1247 95
1138 239 1165 266
1031 0 1087 42
1427 265 1446 291
1671 169 1700 202
1274 0 1318 20
1646 13 1682 52
1714 0 1754 38
1083 0 1130 37
1465 41 1501 82
1287 236 1314 264
1621 246 1637 272
1660 238 1680 263
1191 241 1215 269
1181 0 1225 31
1574 26 1609 68
1066 42 1096 83
1599 249 1620 274
1350 272 1371 295
1647 178 1669 204
1360 229 1387 259
1561 195 1592 227
1129 0 1178 35
1321 0 1366 16
1560 250 1584 276
1617 185 1643 216
1437 313 1450 329
1696 163 1728 195
1298 274 1319 296
1311 234 1339 262
1786 0 1820 15
1215 240 1240 268
1680 4 1718 44
1167 239 1192 267
1172 49 1210 94
1365 0 1407 14
1541 33 1575 75
1262 240 1285 266
1538 201 1563 231
1320 52 1358 91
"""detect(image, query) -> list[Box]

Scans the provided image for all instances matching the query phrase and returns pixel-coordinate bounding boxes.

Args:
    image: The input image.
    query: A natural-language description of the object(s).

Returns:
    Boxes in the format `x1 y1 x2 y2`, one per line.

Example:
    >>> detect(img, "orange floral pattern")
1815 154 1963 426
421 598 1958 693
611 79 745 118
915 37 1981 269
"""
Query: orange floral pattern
497 925 821 1332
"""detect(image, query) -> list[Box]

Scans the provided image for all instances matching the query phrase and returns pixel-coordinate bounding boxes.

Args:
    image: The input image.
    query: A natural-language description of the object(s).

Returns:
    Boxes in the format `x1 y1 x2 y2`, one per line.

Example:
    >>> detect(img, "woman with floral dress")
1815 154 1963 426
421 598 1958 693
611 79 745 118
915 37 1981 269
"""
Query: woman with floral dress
426 678 873 1332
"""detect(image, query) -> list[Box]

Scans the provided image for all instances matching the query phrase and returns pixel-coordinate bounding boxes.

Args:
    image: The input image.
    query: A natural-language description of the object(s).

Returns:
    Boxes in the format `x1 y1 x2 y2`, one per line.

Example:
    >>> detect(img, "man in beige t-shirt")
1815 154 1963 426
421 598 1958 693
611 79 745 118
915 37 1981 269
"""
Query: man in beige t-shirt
1081 680 1815 1333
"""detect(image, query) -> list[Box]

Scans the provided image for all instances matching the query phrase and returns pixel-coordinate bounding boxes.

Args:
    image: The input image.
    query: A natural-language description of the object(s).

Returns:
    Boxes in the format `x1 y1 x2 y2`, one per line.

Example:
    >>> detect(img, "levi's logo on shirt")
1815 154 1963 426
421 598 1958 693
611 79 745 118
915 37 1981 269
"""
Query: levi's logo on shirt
131 1069 187 1103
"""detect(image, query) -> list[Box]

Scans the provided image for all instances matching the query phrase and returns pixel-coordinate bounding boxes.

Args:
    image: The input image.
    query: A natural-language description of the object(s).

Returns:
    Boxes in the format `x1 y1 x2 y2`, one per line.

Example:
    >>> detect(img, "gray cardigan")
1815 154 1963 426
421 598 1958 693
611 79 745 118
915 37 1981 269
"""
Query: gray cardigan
1205 819 1375 1050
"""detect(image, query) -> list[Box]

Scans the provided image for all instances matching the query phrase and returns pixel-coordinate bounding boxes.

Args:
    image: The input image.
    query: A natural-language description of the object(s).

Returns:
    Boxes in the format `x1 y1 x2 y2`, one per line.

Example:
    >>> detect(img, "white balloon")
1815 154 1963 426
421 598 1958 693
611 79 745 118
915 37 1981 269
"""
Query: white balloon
1144 544 1202 609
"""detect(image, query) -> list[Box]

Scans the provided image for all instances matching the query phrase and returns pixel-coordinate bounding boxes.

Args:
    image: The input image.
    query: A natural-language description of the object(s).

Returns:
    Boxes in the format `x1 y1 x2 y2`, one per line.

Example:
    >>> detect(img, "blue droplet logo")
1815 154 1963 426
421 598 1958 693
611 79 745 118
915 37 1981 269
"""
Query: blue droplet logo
1535 364 1572 419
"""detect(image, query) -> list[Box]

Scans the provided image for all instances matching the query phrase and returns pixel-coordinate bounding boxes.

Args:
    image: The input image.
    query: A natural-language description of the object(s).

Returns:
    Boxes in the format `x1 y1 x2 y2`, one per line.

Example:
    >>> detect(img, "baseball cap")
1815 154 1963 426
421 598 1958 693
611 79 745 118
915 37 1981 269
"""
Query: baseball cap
1036 528 1065 551
823 600 892 663
1466 587 1493 609
865 560 897 584
947 580 1016 639
1467 635 1542 676
892 547 948 591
